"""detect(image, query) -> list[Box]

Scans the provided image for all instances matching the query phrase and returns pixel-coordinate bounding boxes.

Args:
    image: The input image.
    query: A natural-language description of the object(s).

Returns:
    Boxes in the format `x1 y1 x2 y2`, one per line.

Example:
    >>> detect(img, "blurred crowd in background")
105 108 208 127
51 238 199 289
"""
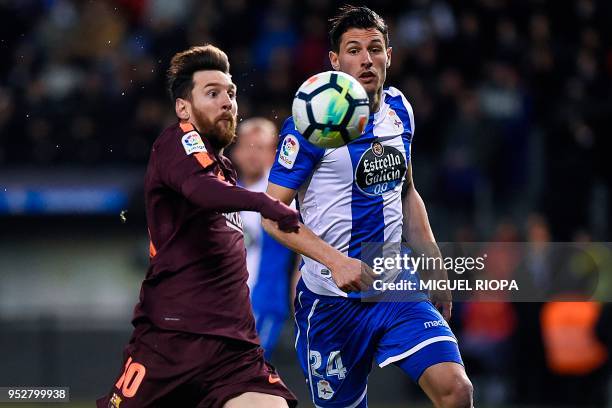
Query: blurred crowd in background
1 0 612 240
1 0 612 406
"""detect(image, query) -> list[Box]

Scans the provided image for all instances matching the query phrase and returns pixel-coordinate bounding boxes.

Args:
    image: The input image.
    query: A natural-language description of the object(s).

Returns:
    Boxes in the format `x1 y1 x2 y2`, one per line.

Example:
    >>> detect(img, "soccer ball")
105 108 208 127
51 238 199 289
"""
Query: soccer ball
292 71 370 148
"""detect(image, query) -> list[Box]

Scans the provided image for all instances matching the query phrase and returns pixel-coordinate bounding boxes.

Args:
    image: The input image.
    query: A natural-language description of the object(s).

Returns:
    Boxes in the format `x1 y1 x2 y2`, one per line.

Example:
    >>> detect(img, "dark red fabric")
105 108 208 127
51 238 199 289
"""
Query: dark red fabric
133 122 265 343
96 320 297 408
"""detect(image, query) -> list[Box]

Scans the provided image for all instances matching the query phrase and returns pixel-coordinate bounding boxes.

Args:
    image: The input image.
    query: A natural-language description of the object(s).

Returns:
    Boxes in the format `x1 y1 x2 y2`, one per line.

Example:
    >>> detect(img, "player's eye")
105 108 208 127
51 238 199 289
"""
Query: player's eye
347 48 359 55
370 47 382 53
228 90 236 99
208 90 218 97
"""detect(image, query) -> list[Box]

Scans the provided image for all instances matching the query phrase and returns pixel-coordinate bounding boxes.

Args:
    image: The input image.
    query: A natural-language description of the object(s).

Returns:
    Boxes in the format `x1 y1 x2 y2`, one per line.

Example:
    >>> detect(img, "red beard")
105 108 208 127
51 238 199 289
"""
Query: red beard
192 110 236 151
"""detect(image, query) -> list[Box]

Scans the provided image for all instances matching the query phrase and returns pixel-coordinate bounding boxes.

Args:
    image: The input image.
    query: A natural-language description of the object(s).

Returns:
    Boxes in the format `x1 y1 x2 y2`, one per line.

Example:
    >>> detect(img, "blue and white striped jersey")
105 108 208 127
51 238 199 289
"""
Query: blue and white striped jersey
269 87 415 297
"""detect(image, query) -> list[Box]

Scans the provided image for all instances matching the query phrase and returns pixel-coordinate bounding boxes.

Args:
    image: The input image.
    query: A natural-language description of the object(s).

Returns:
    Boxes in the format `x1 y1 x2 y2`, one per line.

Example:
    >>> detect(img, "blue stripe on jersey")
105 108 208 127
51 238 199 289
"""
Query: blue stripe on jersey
347 116 385 261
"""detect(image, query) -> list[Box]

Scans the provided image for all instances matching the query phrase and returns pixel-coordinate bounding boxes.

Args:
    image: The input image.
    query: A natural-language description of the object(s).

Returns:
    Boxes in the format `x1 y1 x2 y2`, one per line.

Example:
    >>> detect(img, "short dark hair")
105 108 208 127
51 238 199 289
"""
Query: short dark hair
166 44 230 101
329 5 389 52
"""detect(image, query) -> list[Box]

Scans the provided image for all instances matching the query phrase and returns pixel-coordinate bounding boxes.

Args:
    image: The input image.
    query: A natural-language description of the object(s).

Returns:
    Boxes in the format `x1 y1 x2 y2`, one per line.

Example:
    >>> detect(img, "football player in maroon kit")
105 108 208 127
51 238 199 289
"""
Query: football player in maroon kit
97 45 299 408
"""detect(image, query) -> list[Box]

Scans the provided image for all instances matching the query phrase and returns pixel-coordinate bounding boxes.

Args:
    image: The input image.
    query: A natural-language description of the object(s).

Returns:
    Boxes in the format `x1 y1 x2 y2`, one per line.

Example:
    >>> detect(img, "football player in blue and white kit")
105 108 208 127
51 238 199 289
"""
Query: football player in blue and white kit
233 117 297 359
261 5 473 408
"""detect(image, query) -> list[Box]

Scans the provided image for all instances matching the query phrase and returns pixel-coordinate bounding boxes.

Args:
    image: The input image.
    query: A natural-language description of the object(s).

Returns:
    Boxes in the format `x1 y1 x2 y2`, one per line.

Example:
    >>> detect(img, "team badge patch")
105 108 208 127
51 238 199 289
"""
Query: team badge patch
317 379 334 400
278 135 300 169
389 109 404 132
372 142 384 157
182 131 207 155
109 393 122 408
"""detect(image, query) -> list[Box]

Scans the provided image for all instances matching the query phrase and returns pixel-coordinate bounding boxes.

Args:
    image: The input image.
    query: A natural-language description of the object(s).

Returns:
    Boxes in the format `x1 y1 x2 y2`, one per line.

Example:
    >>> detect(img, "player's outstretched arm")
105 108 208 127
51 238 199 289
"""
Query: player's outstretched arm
402 161 452 320
262 182 374 293
182 173 300 232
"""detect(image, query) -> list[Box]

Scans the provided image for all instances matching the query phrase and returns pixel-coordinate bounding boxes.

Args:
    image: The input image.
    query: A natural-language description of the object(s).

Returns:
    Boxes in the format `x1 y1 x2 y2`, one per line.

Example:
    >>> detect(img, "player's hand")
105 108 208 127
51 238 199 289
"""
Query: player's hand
276 211 300 232
260 198 300 233
431 290 452 321
329 255 376 293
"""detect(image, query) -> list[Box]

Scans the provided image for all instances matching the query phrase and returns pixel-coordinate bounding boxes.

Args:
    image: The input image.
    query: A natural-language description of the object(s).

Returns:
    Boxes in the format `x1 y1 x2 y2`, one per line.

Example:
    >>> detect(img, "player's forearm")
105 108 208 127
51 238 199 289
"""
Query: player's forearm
403 186 439 256
262 218 343 269
403 186 451 298
183 176 275 214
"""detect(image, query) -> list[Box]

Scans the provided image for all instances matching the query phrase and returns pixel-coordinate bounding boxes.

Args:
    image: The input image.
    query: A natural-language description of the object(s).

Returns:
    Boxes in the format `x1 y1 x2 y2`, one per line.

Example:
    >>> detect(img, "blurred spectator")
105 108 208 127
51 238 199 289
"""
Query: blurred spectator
461 301 516 404
293 14 329 79
541 301 609 407
1 0 609 245
511 214 551 405
459 220 519 404
231 117 296 359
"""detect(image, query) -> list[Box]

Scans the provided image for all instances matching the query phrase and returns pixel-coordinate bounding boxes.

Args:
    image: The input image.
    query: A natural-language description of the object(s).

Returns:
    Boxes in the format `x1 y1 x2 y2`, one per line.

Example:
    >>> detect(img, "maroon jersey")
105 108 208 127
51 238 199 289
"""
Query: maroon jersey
133 121 262 344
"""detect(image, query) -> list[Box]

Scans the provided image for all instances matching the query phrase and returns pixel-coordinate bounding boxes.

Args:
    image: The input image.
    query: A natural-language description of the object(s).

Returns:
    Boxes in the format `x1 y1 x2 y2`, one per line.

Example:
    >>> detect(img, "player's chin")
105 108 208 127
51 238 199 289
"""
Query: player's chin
219 129 237 148
358 79 378 94
217 119 235 132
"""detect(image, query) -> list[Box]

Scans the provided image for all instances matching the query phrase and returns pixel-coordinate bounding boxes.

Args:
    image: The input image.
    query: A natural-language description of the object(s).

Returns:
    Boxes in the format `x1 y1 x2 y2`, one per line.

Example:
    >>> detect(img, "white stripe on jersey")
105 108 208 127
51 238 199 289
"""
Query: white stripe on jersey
299 146 353 294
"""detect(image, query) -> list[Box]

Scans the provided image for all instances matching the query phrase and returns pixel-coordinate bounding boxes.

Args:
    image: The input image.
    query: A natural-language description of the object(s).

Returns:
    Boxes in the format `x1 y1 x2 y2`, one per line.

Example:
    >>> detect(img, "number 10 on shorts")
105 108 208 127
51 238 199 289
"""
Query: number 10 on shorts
309 350 347 379
115 357 146 398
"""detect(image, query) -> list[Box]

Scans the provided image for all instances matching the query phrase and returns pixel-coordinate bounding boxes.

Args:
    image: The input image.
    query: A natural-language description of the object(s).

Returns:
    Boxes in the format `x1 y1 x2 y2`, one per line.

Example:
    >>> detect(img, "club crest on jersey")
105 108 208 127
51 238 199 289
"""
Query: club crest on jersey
278 135 300 169
374 108 405 137
355 142 407 196
109 393 122 408
372 142 384 157
388 109 403 131
182 131 207 155
317 379 334 400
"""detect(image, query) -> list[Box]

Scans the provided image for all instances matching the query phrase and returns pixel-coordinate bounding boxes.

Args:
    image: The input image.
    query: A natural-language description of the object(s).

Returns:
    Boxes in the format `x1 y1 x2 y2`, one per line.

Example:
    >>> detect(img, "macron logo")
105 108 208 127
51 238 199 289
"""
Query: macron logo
423 319 449 329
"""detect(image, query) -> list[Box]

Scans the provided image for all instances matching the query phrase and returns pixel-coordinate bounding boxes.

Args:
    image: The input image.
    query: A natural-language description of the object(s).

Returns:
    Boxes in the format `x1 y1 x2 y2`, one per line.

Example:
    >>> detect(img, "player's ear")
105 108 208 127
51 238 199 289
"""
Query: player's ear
386 47 392 68
329 51 340 71
175 98 190 121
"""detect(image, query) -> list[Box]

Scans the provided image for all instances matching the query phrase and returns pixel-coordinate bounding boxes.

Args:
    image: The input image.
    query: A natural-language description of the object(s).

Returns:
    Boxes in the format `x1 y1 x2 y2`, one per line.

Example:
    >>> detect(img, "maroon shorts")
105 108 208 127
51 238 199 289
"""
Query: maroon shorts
97 321 297 408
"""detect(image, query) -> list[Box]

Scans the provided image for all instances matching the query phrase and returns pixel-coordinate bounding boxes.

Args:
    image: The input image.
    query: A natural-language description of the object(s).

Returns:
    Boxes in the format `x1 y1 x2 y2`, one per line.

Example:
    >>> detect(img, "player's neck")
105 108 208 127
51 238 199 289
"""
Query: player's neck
369 88 383 113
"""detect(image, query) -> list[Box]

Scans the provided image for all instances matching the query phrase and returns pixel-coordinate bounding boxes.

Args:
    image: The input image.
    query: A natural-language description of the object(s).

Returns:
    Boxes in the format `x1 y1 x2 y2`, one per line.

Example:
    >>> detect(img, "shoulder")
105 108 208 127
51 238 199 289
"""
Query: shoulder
270 116 325 176
278 116 325 156
154 122 215 167
383 86 411 107
279 116 299 136
154 122 203 151
383 87 415 136
153 122 179 149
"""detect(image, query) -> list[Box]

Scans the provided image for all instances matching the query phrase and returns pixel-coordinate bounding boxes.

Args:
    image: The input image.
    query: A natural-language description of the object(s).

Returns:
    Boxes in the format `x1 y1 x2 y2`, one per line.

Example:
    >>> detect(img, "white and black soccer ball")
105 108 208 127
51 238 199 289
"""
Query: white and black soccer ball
292 71 370 148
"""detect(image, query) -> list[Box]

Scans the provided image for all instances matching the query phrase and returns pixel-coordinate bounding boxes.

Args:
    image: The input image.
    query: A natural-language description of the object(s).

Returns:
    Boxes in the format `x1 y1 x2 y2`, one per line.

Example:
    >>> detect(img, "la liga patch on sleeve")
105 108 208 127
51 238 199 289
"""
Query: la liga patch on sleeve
278 135 300 169
182 131 207 155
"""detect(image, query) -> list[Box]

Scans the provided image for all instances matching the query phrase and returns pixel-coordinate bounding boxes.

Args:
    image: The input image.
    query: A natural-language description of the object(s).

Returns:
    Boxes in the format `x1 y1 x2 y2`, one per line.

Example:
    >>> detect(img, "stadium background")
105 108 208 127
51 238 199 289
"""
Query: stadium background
1 0 611 406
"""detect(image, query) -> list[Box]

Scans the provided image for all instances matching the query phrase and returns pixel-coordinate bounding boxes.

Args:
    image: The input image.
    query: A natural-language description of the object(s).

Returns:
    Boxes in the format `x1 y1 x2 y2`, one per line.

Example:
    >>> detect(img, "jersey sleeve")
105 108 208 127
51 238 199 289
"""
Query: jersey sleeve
268 117 325 190
400 95 415 161
154 126 270 213
155 127 218 195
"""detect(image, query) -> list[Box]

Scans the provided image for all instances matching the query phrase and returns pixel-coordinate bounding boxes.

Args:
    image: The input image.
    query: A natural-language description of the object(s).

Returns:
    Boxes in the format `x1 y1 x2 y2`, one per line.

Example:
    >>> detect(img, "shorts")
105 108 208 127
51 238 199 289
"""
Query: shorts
294 278 463 407
97 320 297 408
